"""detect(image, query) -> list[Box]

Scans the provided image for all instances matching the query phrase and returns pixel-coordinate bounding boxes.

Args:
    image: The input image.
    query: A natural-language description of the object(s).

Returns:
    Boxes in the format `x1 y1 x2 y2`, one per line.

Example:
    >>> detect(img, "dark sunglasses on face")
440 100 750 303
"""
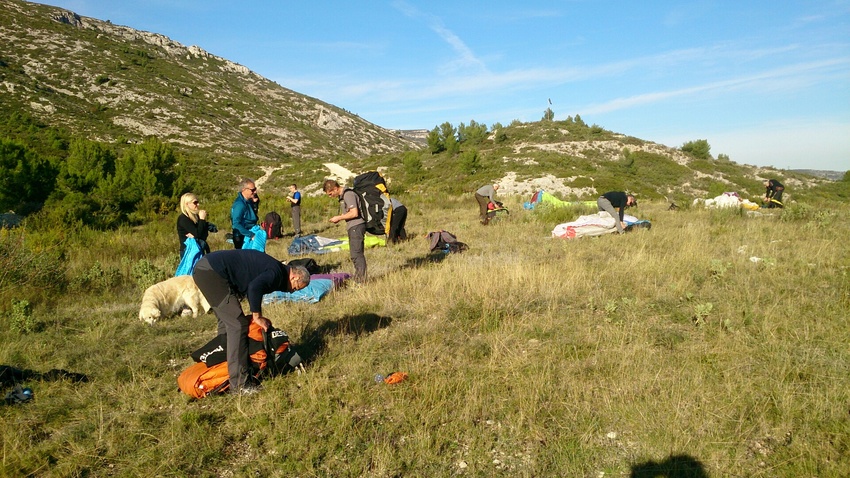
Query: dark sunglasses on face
192 200 199 205
245 187 256 193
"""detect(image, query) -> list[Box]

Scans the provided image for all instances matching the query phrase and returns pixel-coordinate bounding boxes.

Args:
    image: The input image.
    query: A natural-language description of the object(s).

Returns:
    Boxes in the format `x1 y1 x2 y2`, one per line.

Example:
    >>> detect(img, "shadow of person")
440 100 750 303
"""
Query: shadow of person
1 365 89 402
631 454 708 478
296 313 393 364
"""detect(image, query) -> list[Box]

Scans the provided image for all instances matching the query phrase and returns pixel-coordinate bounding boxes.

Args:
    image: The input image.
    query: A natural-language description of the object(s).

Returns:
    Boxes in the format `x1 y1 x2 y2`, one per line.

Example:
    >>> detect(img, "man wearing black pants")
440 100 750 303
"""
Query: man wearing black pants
323 179 367 283
286 184 302 236
763 179 785 208
193 249 310 394
388 197 408 244
597 191 637 234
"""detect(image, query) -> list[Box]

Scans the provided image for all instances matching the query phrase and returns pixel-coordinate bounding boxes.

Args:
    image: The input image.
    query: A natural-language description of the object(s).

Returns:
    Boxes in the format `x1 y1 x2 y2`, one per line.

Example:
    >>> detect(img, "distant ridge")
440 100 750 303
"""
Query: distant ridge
791 169 846 181
1 0 842 203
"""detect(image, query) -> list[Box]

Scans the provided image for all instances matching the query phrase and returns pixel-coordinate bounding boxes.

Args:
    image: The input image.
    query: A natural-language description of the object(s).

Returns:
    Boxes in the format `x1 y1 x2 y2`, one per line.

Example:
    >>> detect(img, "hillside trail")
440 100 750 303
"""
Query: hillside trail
323 163 356 183
255 163 355 190
254 166 281 188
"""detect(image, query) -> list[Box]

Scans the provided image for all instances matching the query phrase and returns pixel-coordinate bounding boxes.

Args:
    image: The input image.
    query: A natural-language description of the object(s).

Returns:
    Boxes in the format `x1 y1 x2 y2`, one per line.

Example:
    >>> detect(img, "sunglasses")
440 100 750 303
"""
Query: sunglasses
245 187 257 193
192 200 199 205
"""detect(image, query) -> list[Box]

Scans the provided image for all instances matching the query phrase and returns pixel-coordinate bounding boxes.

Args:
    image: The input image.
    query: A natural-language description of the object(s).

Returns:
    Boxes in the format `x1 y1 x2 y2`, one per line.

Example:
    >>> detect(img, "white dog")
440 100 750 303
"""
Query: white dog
138 276 211 325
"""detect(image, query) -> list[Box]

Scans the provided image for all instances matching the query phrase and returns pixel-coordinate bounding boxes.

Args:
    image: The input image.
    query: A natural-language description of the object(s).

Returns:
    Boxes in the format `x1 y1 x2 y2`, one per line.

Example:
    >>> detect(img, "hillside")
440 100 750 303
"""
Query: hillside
0 0 419 163
1 0 843 209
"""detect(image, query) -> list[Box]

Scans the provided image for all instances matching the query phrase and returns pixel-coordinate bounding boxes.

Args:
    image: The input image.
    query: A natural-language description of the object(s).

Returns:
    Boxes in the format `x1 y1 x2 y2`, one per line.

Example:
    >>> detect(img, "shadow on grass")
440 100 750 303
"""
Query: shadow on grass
1 365 89 402
297 312 393 364
399 252 450 270
631 454 708 478
315 261 341 274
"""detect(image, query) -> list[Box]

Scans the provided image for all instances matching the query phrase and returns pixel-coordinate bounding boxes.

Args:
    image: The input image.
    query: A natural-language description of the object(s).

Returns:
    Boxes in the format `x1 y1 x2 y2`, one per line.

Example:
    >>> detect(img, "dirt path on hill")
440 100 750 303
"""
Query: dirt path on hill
323 163 356 182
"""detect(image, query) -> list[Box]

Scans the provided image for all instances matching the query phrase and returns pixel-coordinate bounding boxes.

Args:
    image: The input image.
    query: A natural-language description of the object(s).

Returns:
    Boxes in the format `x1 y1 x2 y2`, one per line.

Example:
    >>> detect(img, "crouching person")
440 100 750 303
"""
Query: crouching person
192 249 310 395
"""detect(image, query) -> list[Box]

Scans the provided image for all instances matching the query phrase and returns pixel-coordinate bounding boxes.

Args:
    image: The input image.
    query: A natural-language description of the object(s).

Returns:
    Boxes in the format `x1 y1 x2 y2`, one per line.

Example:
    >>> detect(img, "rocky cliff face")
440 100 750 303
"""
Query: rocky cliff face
1 0 418 161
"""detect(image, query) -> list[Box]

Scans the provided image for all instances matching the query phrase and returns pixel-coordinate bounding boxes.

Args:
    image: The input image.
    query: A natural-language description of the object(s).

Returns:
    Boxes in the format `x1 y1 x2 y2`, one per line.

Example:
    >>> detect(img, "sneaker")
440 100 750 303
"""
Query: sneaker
230 384 262 396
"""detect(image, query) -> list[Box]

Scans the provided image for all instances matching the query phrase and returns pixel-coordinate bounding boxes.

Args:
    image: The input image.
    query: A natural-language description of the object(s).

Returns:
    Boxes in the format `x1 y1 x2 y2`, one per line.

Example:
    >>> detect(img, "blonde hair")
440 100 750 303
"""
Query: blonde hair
179 193 199 223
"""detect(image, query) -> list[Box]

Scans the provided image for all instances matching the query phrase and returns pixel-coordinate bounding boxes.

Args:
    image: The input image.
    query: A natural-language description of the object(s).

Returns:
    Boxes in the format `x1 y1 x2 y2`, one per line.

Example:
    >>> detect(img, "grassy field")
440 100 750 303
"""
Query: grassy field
1 193 848 477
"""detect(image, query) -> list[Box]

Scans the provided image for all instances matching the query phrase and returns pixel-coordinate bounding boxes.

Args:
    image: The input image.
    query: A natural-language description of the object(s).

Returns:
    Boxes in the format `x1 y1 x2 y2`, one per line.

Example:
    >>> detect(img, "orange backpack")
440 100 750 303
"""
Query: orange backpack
177 323 299 399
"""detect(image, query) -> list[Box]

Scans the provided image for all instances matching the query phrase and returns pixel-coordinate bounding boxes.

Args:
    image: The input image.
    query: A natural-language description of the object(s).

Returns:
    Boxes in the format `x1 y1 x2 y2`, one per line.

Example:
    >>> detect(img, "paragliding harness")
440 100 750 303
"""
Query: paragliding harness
177 324 301 399
427 230 468 254
348 171 393 236
487 201 510 221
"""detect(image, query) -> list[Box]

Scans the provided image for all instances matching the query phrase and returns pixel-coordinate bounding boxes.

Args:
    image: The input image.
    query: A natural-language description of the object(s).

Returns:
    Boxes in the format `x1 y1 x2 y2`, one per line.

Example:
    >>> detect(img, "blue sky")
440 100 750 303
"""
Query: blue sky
36 1 850 171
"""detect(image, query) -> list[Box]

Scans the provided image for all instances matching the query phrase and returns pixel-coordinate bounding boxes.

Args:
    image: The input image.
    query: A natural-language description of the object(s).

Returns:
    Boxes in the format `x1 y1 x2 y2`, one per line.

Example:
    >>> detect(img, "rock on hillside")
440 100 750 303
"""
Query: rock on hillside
1 0 418 161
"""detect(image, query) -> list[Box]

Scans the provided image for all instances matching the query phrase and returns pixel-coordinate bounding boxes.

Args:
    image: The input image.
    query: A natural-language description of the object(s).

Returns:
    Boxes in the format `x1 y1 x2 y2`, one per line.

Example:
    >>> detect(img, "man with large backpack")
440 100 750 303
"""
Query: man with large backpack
192 249 310 395
323 179 367 283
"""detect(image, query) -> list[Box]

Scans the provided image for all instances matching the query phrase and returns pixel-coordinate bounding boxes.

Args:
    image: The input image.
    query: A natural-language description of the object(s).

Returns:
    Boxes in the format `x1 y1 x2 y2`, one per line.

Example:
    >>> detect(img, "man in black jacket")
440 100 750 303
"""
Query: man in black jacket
597 191 637 234
763 179 785 208
193 249 310 394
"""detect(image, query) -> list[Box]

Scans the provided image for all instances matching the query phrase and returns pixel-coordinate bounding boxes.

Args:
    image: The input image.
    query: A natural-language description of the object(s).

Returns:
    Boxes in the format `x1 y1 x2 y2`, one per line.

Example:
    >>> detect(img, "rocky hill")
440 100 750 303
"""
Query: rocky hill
1 0 418 162
2 0 840 205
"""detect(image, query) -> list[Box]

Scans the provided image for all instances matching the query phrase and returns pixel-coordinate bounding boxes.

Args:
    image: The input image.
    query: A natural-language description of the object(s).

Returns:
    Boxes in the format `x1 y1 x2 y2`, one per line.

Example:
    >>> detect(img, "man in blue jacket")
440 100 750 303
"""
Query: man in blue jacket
193 249 310 394
230 178 258 249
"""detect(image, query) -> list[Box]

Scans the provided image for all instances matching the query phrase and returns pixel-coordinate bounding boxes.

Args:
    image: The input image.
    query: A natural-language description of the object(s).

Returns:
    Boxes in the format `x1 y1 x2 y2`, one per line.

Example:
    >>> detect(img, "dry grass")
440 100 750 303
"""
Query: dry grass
1 195 848 477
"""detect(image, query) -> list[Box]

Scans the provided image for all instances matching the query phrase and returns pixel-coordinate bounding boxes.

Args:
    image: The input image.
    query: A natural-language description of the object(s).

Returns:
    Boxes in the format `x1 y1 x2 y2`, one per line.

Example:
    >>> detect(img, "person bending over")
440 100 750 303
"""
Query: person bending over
193 249 310 394
763 179 784 208
597 191 637 234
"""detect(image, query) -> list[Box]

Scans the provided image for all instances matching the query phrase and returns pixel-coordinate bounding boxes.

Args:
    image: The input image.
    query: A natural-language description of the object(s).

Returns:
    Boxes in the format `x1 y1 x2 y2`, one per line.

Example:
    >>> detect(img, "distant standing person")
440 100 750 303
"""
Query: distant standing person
388 197 408 244
475 183 500 225
763 179 785 208
323 179 367 283
597 191 637 234
231 178 259 249
177 192 210 256
286 183 302 236
193 249 310 395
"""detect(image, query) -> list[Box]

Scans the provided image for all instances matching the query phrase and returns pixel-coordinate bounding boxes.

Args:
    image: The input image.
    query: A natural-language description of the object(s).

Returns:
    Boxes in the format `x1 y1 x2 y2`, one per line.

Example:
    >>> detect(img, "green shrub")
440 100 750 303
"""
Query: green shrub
458 149 480 174
0 138 58 212
0 229 66 302
70 261 123 292
402 151 425 181
681 139 711 159
127 258 167 291
8 298 35 334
